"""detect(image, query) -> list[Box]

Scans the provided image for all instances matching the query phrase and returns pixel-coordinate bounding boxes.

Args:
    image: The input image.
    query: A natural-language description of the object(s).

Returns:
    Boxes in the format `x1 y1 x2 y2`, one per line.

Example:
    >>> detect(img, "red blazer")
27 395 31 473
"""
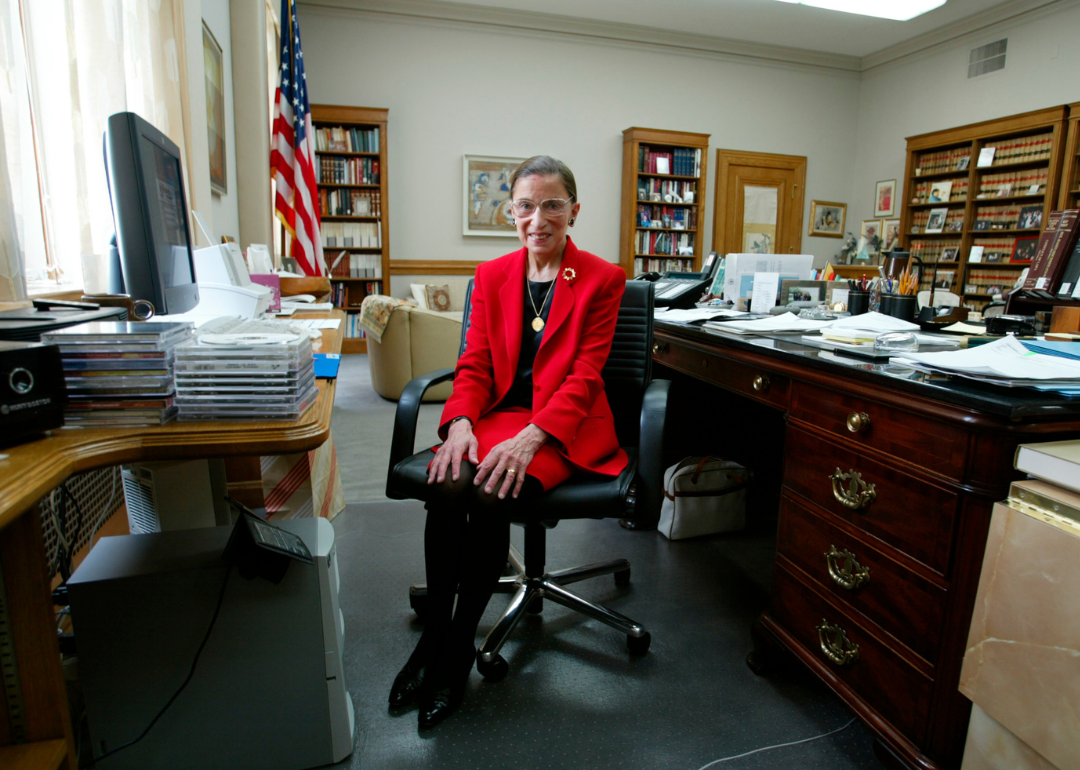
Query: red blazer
439 238 628 477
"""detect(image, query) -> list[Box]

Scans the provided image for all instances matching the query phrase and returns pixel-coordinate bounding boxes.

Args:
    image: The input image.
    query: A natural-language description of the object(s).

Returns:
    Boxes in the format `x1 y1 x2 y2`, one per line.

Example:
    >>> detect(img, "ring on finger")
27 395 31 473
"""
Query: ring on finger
506 468 517 476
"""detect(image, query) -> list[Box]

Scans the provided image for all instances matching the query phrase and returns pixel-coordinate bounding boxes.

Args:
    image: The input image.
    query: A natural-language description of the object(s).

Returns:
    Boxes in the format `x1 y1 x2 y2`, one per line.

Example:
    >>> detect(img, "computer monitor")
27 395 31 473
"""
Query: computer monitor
103 111 199 318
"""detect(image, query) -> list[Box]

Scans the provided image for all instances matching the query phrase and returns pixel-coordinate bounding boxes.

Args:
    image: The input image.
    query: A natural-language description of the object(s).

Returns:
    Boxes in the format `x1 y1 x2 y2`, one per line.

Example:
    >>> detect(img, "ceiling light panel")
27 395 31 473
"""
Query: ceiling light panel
773 0 947 21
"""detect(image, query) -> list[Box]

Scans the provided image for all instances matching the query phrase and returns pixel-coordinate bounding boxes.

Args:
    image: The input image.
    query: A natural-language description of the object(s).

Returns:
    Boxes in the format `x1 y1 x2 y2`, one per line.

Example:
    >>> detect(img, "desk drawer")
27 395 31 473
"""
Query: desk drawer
790 383 968 480
771 562 933 745
655 341 789 409
778 497 946 663
783 427 957 573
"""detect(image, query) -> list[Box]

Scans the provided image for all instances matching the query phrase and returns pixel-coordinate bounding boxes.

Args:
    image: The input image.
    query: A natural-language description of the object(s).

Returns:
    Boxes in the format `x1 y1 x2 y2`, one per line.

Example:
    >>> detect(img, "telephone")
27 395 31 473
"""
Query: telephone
222 496 313 584
635 252 720 309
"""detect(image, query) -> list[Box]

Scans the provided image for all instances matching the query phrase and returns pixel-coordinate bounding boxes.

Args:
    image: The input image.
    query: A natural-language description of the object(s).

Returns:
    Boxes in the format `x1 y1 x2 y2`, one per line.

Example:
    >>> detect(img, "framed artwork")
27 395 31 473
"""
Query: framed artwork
934 271 955 290
957 156 970 171
928 180 952 203
808 200 846 238
860 219 883 253
881 219 901 252
1017 205 1044 230
203 22 226 195
874 179 896 218
925 208 948 234
940 247 959 262
986 285 1003 296
462 155 524 236
1011 236 1039 263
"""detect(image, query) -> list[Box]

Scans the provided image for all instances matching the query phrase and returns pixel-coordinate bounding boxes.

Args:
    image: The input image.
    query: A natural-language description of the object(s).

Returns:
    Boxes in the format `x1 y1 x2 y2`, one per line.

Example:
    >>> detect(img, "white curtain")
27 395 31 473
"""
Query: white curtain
0 0 190 296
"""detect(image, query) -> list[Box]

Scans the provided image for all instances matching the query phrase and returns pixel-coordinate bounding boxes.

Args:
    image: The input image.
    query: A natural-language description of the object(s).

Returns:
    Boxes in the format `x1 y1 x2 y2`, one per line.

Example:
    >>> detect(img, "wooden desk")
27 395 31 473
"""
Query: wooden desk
652 321 1080 770
0 310 344 770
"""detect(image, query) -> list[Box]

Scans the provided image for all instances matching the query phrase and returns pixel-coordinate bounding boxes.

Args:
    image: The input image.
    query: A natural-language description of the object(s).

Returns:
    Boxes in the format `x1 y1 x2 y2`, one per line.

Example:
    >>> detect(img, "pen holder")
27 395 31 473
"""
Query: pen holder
847 291 869 315
881 294 916 323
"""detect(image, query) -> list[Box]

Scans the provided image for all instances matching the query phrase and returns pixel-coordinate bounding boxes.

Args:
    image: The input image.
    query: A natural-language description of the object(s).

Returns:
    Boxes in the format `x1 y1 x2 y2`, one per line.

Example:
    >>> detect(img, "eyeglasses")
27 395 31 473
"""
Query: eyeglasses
508 197 574 218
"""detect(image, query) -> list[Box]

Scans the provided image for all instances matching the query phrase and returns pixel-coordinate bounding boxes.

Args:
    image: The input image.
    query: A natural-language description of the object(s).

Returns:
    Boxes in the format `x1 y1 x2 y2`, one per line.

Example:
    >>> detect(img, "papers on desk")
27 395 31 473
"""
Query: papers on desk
703 313 833 335
655 307 748 323
893 335 1080 385
941 322 987 334
290 318 342 330
828 312 920 333
282 301 335 312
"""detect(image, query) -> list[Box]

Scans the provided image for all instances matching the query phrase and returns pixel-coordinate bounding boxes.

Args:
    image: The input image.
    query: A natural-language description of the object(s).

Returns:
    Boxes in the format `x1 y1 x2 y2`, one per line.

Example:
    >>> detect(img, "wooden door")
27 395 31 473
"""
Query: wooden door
713 151 807 256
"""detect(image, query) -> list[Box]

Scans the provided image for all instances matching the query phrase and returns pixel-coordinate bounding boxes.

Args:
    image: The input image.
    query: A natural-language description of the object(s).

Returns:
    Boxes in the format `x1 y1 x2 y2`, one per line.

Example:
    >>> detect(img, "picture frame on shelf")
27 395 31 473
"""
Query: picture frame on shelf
874 179 896 218
203 22 227 195
925 208 948 234
965 283 978 294
808 200 846 237
1011 236 1039 263
860 219 883 254
1017 205 1044 230
463 155 525 236
985 252 1002 263
928 180 952 203
969 245 985 263
881 219 901 252
934 271 955 290
997 182 1013 198
940 247 959 262
957 156 970 171
986 285 1003 296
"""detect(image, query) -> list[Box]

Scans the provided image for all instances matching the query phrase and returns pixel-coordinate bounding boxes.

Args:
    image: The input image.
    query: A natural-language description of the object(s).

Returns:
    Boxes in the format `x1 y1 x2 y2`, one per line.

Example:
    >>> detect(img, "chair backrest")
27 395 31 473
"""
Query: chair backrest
457 278 654 448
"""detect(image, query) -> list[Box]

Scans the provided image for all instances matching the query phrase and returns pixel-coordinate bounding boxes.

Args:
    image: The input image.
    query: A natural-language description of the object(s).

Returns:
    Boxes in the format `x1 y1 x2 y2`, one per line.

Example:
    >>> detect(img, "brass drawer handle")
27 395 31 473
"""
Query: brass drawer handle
816 619 860 666
846 412 870 433
830 468 876 510
652 342 668 355
825 545 870 590
753 374 770 393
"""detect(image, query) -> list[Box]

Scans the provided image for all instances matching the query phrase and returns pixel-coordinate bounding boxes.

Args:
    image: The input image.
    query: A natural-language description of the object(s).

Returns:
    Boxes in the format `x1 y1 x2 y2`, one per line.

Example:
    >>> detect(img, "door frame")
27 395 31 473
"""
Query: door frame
712 150 807 256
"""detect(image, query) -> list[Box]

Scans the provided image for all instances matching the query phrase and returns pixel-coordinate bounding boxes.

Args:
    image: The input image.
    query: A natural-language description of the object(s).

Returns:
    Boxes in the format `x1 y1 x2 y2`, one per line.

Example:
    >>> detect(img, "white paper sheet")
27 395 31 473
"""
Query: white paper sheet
750 273 781 313
828 312 920 332
941 322 987 334
703 313 834 335
893 336 1080 381
655 307 747 322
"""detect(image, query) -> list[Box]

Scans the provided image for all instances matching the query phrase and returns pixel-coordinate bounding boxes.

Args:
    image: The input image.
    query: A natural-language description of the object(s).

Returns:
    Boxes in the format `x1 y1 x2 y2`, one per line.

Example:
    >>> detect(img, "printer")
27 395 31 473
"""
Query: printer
193 243 273 318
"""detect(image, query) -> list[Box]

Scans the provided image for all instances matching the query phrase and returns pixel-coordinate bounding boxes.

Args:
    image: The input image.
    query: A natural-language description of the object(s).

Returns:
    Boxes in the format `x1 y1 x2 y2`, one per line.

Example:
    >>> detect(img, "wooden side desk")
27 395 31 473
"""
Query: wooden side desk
652 320 1080 770
0 310 344 770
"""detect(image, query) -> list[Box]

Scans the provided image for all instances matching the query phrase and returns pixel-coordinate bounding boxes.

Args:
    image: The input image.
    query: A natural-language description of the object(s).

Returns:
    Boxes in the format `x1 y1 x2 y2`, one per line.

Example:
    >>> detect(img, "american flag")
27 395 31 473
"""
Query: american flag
271 0 324 276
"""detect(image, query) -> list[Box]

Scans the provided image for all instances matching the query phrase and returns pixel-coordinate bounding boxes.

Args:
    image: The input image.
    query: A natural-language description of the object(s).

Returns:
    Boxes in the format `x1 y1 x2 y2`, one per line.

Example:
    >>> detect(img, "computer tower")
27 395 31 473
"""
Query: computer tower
67 518 354 770
120 459 231 533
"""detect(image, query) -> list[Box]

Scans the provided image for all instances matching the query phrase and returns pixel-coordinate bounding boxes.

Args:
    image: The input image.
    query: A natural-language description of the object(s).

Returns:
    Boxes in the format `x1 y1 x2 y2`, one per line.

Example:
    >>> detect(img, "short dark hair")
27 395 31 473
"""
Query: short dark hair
509 155 577 201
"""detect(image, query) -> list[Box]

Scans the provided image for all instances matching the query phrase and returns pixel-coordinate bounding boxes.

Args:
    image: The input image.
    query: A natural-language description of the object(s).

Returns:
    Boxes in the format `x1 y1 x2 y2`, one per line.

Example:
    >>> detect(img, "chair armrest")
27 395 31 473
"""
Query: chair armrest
634 378 671 524
386 368 455 496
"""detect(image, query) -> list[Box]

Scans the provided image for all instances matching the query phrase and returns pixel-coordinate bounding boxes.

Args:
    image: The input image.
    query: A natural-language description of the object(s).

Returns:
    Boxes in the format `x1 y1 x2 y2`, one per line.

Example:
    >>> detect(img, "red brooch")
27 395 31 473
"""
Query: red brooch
561 267 577 283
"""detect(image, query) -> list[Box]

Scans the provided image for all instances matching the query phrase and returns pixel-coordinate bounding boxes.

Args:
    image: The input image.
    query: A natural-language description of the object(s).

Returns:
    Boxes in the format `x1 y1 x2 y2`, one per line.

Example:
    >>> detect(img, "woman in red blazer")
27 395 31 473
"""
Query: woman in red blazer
390 156 627 728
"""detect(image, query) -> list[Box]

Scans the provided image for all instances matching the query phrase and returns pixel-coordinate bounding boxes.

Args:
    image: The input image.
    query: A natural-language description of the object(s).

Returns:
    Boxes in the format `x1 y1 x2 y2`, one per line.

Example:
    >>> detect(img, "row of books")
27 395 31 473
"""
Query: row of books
318 156 379 185
322 222 382 249
973 204 1043 231
636 205 697 230
911 208 963 233
329 252 383 279
909 239 961 263
330 281 380 309
314 125 379 154
636 178 697 203
977 168 1047 198
910 179 968 204
638 146 701 177
971 237 1028 264
1020 209 1080 299
343 313 368 339
964 268 1020 296
634 257 694 275
915 147 970 176
319 188 381 217
634 230 693 257
981 134 1054 167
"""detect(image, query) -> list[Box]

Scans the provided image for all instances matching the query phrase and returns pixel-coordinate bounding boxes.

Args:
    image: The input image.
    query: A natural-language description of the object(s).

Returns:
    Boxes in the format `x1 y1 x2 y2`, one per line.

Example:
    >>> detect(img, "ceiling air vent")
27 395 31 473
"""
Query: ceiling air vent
969 39 1007 78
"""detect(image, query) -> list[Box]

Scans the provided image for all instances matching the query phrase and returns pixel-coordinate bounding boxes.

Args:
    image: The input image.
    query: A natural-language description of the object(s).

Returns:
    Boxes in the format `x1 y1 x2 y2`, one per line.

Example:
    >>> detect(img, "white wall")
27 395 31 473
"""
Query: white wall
299 8 863 270
849 4 1080 230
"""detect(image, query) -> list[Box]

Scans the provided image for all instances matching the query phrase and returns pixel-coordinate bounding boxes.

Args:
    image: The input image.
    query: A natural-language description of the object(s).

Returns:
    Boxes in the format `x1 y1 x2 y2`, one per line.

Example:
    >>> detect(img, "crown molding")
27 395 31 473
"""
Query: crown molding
860 0 1078 71
300 0 863 73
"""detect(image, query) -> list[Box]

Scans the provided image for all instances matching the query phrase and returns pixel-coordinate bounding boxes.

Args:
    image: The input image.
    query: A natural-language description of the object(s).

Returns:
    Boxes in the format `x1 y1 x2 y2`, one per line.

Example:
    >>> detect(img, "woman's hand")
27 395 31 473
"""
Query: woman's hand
428 419 479 484
474 424 548 499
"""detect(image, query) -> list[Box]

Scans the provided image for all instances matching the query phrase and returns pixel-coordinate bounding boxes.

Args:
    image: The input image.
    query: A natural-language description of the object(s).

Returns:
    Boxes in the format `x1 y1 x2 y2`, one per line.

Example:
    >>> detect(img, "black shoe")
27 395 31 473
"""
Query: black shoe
418 684 463 728
388 661 427 709
417 646 475 729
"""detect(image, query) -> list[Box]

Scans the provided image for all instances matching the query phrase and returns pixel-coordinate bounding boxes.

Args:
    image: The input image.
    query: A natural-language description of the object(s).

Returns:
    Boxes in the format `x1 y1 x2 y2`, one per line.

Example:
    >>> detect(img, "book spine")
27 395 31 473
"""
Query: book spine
1023 211 1063 292
1038 209 1080 296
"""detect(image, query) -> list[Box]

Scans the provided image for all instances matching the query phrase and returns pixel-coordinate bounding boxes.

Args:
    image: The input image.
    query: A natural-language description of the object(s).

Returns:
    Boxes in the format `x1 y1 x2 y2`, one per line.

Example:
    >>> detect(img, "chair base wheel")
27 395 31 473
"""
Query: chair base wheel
614 568 631 587
409 590 428 620
477 654 508 682
627 631 651 656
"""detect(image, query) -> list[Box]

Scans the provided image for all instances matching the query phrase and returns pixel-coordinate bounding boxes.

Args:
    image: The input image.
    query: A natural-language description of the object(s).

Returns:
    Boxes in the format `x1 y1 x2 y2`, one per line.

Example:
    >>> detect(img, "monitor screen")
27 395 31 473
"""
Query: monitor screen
145 139 194 290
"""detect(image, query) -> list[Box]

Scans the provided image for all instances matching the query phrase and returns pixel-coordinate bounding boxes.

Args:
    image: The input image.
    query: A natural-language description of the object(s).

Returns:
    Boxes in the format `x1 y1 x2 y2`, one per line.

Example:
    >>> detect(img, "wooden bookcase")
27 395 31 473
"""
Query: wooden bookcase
1058 101 1080 210
310 104 389 354
900 106 1069 312
620 127 710 278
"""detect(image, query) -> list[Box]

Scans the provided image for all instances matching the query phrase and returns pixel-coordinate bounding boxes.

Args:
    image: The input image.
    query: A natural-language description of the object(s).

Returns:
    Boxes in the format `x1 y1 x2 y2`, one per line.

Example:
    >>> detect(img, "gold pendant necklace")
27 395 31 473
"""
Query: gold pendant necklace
528 277 555 332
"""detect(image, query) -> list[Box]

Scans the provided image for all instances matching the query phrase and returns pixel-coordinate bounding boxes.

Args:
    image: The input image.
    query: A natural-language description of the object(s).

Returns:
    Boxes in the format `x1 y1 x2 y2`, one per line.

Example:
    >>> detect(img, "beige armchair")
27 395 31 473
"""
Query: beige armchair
366 304 464 401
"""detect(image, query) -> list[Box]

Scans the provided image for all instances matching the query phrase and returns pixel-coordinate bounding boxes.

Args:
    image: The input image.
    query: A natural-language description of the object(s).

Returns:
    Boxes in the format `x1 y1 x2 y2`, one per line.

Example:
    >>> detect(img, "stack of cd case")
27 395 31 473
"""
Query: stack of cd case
41 321 194 426
173 332 317 421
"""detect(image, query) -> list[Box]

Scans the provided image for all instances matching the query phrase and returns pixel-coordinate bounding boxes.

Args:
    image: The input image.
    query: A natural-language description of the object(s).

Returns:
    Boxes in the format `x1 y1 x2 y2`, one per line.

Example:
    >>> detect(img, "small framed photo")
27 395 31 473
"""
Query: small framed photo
1011 236 1039 263
463 154 526 236
1017 205 1043 230
928 180 952 203
874 179 896 218
965 283 978 294
925 208 948 234
809 201 846 238
940 247 959 262
881 219 901 252
957 156 970 171
985 252 1002 263
934 271 955 290
861 219 883 254
986 285 1003 296
997 182 1013 198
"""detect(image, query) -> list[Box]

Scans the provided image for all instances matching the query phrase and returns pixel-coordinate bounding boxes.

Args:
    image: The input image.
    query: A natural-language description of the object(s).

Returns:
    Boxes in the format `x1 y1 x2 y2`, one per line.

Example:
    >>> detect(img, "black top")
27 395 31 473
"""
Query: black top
499 278 555 410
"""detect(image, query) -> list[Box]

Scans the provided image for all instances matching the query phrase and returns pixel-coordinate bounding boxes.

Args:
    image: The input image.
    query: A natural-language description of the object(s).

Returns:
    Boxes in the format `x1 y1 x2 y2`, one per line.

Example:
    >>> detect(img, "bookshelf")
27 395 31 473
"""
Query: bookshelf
311 104 389 354
900 106 1069 312
620 127 710 278
1059 101 1080 210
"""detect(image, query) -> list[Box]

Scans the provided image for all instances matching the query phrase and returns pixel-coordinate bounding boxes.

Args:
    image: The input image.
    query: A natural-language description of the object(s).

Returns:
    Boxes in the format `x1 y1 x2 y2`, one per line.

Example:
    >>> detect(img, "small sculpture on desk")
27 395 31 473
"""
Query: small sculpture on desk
836 232 858 265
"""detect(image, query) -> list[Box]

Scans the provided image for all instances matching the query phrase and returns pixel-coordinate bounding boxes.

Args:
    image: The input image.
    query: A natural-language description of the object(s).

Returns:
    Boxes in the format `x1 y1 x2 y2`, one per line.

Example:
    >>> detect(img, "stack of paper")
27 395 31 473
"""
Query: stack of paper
893 336 1080 387
702 313 833 335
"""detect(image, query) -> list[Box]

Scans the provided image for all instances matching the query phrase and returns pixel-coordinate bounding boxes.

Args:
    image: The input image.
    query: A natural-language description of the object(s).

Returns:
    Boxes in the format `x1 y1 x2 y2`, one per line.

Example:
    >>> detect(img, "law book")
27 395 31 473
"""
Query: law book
1014 440 1080 495
1056 236 1080 299
1022 210 1063 295
1032 209 1080 298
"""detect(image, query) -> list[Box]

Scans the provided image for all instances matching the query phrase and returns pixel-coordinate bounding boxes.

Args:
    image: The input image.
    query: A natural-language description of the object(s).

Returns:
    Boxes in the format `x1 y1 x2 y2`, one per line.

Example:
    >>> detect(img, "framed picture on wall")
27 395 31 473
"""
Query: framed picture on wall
861 219 883 254
203 22 227 195
874 179 896 218
880 219 901 252
463 155 524 236
808 200 846 238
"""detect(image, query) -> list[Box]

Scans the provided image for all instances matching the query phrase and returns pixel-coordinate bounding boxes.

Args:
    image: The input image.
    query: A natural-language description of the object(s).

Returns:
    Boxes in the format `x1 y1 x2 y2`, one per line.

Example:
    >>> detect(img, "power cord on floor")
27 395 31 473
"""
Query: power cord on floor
695 716 859 769
79 566 233 769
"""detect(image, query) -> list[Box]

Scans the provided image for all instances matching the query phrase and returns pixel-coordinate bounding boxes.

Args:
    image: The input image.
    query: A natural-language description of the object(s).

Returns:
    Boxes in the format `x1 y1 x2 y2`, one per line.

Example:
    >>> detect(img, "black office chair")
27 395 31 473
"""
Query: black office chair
385 280 668 680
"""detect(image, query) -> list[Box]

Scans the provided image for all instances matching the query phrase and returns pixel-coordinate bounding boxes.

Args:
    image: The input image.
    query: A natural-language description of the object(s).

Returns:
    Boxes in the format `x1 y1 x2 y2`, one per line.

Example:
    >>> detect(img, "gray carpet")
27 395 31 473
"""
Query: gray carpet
324 356 881 769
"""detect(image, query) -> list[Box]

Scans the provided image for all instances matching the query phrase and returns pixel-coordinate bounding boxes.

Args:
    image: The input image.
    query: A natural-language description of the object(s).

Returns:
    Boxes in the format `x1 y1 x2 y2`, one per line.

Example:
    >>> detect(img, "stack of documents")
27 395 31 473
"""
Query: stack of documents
702 313 833 335
892 336 1080 389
